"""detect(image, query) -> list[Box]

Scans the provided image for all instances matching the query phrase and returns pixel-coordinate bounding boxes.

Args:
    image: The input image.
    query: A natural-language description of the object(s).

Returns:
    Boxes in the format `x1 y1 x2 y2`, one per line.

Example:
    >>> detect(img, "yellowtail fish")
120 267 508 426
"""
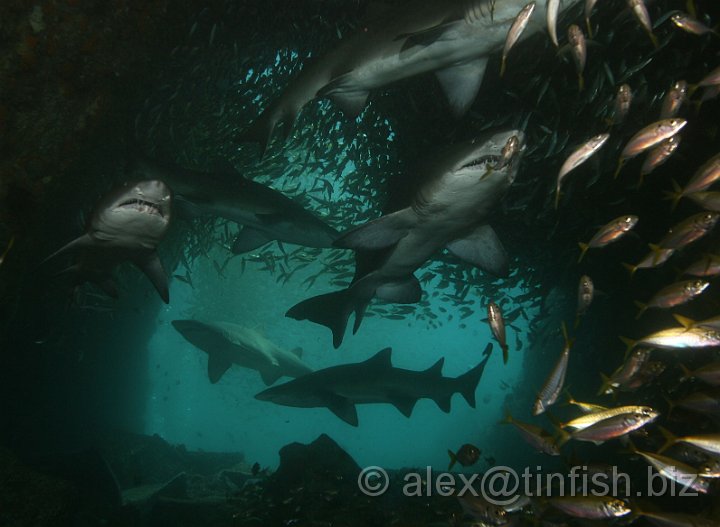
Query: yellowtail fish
584 0 599 36
546 0 560 47
598 348 651 394
565 392 606 413
610 84 633 125
555 134 609 209
575 275 594 325
627 0 658 46
683 254 720 277
698 65 720 87
687 192 720 211
659 428 720 456
533 323 572 415
674 313 720 332
635 279 709 319
487 302 509 364
639 136 681 187
668 153 720 206
501 411 560 455
563 409 658 444
615 119 686 178
578 215 638 262
501 2 536 77
629 444 711 494
567 24 587 91
622 326 720 352
680 362 720 386
548 496 631 519
671 13 718 36
657 211 719 249
563 405 656 431
660 81 688 119
622 244 675 277
496 135 522 170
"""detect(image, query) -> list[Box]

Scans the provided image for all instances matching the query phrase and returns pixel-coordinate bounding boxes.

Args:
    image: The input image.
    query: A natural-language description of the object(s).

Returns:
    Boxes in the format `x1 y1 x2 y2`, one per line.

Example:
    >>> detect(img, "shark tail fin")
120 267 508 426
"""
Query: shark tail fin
455 343 493 408
286 289 365 349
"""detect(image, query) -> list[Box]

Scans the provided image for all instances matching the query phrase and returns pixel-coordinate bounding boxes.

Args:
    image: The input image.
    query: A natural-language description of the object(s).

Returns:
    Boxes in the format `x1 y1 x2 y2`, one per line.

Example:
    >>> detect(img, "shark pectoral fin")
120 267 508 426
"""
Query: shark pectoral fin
318 77 369 118
325 394 358 426
136 252 170 303
41 234 94 265
290 347 303 358
435 58 488 117
435 396 452 413
392 397 418 418
260 369 282 386
446 224 509 277
207 351 233 384
334 208 416 250
375 276 422 303
232 228 273 254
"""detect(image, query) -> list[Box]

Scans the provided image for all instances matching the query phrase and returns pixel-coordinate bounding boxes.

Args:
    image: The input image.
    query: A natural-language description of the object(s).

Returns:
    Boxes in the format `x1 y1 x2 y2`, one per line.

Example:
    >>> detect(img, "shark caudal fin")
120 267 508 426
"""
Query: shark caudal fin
455 343 493 408
286 289 366 349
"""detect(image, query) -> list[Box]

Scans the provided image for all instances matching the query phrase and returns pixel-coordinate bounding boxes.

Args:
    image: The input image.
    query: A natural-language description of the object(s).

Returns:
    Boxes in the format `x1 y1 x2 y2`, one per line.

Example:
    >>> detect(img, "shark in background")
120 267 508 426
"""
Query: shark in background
239 0 580 155
42 180 173 303
287 130 525 348
172 320 313 385
128 151 338 253
256 343 495 426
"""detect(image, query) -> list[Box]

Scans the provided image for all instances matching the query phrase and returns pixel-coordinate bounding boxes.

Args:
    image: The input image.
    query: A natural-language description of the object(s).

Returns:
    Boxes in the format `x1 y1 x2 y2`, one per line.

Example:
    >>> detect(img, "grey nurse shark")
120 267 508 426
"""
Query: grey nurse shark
129 152 338 253
255 343 494 426
240 0 579 154
287 129 525 348
172 320 313 385
42 180 173 303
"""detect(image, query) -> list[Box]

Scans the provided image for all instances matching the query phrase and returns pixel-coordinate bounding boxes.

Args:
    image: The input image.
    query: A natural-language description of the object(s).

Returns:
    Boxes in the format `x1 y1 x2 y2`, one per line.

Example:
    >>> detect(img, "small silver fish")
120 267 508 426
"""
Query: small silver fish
487 302 509 364
660 81 688 119
627 0 658 46
546 0 561 47
576 275 594 322
610 84 633 125
671 13 718 36
533 323 571 415
639 136 681 185
555 133 609 208
578 215 638 262
567 25 587 91
501 2 536 77
615 118 687 177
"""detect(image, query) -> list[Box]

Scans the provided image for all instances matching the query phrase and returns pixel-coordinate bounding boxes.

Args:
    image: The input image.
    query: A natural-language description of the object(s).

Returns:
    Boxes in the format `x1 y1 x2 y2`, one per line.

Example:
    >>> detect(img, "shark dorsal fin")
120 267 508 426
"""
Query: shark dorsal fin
364 347 393 369
424 358 445 377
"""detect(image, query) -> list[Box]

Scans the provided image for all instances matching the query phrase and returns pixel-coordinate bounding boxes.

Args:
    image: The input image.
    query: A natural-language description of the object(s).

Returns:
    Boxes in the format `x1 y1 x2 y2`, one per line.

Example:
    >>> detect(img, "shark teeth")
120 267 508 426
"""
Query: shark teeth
461 154 501 170
118 199 164 217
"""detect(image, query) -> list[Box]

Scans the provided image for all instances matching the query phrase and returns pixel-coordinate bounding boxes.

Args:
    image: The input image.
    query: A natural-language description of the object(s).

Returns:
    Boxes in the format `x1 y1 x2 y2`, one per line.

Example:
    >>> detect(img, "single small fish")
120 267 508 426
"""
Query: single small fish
635 279 709 318
699 65 720 88
657 212 719 249
660 81 689 119
487 302 509 364
575 275 593 325
563 405 656 431
578 215 638 262
448 443 481 470
457 494 508 526
546 0 561 47
680 362 720 386
610 84 633 125
687 192 720 212
501 411 560 455
501 3 536 77
565 393 607 414
631 445 711 494
615 119 687 178
683 254 720 277
623 326 720 352
565 410 658 444
659 429 720 456
567 25 587 91
548 496 632 519
622 244 675 277
674 313 720 332
671 13 718 36
668 153 720 207
584 0 600 36
556 133 609 209
533 323 572 415
627 0 658 46
496 135 522 170
599 348 651 394
639 136 681 186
